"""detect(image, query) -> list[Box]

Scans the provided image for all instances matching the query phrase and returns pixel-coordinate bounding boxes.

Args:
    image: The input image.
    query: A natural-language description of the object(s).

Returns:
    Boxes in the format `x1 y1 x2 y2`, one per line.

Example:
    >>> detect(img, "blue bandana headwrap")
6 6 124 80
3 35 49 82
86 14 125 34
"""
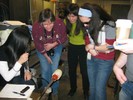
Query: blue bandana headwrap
78 8 92 17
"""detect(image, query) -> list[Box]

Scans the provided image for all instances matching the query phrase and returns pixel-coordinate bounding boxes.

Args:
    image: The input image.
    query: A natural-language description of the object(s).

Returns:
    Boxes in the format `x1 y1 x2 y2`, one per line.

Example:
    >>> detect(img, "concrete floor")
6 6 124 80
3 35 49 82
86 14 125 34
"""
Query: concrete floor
58 68 118 100
30 49 120 100
31 67 119 100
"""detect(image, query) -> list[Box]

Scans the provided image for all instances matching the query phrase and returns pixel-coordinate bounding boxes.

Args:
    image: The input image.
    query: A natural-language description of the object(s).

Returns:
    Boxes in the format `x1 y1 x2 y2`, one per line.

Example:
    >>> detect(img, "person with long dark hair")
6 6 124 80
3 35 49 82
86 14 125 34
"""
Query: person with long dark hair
0 25 32 87
65 3 89 99
32 8 67 100
78 3 116 100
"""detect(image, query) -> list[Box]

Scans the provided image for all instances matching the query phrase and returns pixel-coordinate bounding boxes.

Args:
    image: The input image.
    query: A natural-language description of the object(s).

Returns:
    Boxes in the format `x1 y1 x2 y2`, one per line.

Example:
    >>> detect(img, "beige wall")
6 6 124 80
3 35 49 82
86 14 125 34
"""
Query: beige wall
57 0 130 15
43 1 54 10
43 1 60 16
30 0 130 23
30 0 56 23
30 0 43 23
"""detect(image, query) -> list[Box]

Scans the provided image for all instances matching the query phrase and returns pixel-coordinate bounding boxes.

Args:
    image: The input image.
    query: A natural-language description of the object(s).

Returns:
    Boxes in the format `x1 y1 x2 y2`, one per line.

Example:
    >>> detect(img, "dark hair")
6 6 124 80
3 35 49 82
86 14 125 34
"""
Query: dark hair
65 3 81 35
66 3 79 16
81 3 101 44
1 25 31 69
38 8 55 23
92 4 115 27
58 8 67 19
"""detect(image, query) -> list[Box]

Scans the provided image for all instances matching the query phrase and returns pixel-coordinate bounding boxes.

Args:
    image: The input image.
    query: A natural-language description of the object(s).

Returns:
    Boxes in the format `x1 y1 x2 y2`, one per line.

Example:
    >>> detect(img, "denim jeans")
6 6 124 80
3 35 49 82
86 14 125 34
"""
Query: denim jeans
36 45 63 95
87 57 114 100
119 81 133 100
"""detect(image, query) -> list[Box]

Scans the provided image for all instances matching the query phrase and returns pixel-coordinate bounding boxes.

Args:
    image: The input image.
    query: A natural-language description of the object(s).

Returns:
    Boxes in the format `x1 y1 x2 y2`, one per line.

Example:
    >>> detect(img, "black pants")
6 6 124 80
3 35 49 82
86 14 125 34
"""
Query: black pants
11 76 35 85
68 43 89 93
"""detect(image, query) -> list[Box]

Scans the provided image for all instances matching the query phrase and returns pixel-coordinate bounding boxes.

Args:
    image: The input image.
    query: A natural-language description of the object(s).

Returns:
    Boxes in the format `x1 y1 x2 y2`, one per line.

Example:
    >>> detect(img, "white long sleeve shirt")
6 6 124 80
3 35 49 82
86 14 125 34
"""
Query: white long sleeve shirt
0 61 22 81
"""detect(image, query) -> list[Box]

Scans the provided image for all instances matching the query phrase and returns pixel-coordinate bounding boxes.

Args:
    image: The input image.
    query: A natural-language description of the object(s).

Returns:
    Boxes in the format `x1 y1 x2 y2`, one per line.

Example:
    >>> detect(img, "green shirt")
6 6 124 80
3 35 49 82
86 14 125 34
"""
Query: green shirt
68 23 85 45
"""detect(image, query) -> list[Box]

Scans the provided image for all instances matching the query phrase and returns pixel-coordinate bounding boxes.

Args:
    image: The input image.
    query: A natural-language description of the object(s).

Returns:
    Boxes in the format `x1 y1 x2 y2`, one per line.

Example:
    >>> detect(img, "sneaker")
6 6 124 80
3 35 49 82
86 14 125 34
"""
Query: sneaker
67 89 76 96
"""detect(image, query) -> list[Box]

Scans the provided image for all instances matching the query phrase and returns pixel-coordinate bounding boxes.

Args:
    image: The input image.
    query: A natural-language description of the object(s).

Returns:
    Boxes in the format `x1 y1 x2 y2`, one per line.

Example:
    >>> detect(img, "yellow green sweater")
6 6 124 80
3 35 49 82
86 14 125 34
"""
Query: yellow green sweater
68 23 85 45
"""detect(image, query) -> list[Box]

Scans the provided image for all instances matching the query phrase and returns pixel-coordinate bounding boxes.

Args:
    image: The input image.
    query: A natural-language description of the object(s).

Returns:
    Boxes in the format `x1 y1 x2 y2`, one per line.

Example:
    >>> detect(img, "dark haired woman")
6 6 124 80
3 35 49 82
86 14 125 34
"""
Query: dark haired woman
65 3 89 99
32 8 67 99
78 3 116 100
0 25 32 87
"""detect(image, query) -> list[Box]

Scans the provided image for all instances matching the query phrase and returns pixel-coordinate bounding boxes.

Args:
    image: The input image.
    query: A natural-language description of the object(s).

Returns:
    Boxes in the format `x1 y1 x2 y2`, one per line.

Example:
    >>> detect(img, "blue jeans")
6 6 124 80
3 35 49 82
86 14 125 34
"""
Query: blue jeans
36 45 63 95
87 57 114 100
119 81 133 100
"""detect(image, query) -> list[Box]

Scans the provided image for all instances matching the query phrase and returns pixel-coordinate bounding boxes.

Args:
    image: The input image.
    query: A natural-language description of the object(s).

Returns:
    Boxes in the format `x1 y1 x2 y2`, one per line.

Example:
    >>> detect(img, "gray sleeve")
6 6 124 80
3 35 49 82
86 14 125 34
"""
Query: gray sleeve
105 25 116 39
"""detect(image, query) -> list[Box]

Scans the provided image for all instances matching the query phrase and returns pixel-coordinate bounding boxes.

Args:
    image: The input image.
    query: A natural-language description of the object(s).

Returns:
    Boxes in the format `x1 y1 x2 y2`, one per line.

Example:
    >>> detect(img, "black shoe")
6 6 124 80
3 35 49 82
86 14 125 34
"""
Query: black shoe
83 91 89 100
67 89 76 96
84 94 89 100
